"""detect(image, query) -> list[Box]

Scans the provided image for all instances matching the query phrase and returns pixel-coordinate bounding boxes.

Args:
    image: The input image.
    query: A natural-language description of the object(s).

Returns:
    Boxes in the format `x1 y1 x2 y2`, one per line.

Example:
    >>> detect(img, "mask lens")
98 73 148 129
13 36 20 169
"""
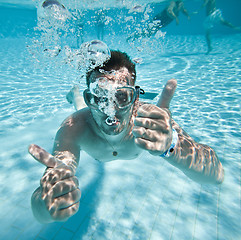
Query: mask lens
93 95 108 105
85 90 98 109
115 88 135 108
85 86 137 111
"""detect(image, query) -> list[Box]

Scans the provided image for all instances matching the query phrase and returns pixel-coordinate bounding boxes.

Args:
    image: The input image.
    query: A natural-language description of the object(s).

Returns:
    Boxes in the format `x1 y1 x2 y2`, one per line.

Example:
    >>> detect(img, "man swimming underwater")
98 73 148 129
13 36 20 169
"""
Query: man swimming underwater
29 50 224 223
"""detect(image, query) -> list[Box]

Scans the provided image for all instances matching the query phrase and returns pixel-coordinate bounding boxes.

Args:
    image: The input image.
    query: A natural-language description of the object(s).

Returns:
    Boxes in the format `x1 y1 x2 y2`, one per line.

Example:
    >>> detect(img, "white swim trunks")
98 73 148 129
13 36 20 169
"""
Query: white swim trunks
204 9 224 30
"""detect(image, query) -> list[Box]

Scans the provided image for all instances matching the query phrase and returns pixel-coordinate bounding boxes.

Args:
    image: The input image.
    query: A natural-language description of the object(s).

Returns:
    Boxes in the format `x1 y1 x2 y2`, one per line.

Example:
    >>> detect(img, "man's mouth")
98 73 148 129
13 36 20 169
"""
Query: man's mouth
105 116 119 126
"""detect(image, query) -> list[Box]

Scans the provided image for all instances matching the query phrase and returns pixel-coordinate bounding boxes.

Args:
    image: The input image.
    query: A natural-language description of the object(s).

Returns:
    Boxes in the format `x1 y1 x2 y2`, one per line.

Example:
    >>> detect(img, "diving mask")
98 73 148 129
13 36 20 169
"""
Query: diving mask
84 82 143 119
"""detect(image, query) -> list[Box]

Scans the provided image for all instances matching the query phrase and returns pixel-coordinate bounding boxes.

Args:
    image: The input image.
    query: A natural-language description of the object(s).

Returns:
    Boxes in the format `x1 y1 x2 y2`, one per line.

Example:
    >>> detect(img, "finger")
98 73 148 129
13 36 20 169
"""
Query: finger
50 189 81 212
40 167 76 199
136 104 170 119
134 117 170 132
41 166 75 185
28 144 61 168
133 128 161 142
42 177 79 205
134 138 166 154
52 177 79 198
134 137 155 151
51 202 80 222
157 79 177 109
133 126 169 142
132 126 146 139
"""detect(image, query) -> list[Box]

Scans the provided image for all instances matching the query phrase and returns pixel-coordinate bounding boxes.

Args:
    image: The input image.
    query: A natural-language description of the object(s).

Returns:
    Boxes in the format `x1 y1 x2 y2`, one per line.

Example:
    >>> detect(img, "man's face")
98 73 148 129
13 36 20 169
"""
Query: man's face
87 67 136 135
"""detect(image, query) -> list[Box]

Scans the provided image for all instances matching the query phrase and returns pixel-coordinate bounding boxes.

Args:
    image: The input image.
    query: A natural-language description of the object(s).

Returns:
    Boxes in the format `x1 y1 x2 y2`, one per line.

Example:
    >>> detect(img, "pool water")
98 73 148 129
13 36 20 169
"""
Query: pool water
0 0 241 239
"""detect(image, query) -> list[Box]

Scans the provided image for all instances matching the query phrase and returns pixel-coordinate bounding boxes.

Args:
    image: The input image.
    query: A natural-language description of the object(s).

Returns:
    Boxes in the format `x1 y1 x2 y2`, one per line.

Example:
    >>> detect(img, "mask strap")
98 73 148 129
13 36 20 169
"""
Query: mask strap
83 89 94 108
134 86 145 102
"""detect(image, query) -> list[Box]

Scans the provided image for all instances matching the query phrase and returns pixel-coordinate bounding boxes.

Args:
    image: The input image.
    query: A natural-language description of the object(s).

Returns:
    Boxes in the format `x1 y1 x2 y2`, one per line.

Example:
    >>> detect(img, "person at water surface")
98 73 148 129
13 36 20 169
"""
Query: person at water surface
29 50 224 223
203 0 240 54
128 0 190 40
154 0 190 27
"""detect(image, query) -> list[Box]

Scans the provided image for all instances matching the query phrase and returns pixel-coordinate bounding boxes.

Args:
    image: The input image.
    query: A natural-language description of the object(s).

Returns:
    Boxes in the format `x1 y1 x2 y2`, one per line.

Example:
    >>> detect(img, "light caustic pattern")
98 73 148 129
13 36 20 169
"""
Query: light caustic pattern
1 34 241 240
0 2 241 239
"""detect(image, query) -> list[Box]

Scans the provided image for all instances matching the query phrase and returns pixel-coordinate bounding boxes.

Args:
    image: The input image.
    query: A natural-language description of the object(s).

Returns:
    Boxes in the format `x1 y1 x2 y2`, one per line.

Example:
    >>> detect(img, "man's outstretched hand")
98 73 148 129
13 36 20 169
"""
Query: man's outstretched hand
133 79 177 156
29 144 81 222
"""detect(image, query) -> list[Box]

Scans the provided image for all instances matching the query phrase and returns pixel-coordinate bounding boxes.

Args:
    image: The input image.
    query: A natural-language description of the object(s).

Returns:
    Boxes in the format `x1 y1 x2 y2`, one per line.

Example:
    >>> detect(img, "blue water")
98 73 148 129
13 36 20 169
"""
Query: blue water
0 0 241 239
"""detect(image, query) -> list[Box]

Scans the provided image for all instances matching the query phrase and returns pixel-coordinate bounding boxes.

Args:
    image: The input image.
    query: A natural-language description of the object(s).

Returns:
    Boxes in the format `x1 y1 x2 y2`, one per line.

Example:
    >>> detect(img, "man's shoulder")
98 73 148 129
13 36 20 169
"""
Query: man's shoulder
61 108 91 129
73 107 91 118
56 108 93 143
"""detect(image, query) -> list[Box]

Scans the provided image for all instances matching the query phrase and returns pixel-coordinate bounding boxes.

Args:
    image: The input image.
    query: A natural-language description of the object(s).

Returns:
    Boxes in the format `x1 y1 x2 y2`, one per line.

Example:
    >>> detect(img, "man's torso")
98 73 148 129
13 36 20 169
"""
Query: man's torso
64 108 143 162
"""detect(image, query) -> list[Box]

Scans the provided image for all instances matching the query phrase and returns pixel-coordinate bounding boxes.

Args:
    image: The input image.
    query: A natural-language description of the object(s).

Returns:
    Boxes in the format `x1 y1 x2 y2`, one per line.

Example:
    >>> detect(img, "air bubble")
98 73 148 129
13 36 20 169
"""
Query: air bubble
78 40 111 71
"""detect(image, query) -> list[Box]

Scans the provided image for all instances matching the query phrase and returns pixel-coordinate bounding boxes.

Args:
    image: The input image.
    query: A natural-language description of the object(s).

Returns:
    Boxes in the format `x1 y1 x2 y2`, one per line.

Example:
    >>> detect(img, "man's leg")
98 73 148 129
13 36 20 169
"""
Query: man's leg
205 29 212 54
66 85 87 111
221 19 241 30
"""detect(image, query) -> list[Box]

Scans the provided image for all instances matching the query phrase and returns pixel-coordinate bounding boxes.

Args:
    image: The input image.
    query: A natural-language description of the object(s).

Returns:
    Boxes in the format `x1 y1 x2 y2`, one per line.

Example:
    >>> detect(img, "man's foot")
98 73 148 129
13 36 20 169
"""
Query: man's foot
66 85 80 104
206 47 213 55
234 26 241 31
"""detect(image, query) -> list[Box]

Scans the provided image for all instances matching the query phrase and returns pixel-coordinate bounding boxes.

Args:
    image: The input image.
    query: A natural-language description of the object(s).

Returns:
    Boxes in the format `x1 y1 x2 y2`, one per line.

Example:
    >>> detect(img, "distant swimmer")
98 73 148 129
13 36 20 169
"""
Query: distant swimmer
127 0 190 40
95 9 105 41
153 0 190 27
203 0 241 54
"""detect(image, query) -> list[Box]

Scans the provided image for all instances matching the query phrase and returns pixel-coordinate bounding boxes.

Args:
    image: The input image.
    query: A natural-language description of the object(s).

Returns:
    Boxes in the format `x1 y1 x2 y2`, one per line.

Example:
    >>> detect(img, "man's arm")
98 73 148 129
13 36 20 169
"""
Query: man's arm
167 2 179 24
180 4 190 20
167 120 224 184
133 79 224 184
29 115 81 223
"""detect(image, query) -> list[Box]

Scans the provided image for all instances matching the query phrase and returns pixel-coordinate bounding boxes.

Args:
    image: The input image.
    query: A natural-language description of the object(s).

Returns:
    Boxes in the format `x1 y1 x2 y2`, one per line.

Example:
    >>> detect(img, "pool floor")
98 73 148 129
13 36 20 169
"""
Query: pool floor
0 33 240 239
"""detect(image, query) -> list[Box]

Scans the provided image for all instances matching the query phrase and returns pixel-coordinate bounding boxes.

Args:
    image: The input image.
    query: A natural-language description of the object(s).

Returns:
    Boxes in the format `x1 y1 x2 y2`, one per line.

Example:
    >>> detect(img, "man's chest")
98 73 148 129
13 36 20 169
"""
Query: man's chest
81 134 142 162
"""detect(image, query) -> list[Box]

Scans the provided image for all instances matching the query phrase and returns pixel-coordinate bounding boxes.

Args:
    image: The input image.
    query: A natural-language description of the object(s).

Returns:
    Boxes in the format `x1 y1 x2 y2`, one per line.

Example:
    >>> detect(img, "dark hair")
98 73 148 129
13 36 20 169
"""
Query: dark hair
86 50 136 87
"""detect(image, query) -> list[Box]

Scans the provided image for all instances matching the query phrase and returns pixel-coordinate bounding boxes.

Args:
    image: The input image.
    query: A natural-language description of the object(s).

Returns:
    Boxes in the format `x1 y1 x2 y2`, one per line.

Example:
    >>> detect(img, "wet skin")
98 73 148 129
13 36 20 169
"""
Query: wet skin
29 71 224 223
